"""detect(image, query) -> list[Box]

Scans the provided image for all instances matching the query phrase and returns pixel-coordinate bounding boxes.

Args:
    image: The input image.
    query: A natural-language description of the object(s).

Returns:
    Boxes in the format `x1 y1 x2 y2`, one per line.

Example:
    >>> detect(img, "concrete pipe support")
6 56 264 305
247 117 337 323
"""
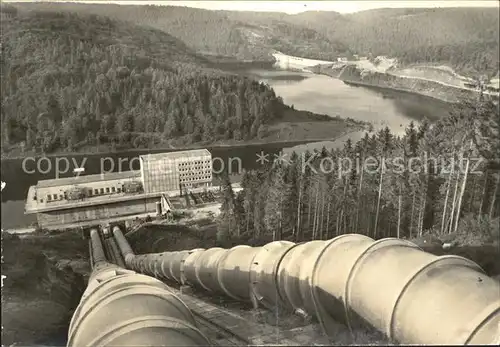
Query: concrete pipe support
68 229 211 347
112 227 500 345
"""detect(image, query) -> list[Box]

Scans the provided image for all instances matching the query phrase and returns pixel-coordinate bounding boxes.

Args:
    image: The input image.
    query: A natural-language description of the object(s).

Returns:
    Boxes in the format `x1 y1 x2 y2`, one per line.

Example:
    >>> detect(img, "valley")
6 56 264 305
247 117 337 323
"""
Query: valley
1 3 499 347
0 8 368 159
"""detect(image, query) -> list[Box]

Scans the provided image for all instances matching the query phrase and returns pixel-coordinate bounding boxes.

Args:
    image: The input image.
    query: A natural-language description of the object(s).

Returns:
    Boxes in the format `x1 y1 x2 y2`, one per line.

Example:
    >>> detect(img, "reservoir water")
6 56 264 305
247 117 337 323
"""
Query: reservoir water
245 68 451 153
250 68 449 131
1 67 452 229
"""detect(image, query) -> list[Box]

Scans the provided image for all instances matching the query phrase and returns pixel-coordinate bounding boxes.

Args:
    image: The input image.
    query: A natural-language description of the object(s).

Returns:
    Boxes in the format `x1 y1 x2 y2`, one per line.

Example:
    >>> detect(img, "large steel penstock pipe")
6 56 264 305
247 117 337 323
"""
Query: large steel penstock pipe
67 228 211 347
113 227 500 345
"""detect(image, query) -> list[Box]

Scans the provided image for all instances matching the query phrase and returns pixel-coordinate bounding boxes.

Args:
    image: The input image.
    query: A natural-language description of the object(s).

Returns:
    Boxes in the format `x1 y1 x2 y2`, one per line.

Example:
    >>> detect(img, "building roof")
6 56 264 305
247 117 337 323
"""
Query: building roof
25 191 163 214
36 171 141 189
139 149 211 162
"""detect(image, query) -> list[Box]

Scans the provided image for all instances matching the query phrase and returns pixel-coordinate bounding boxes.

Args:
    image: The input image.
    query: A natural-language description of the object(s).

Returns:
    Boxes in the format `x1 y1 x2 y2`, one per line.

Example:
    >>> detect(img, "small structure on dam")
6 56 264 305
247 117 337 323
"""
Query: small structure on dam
24 149 213 230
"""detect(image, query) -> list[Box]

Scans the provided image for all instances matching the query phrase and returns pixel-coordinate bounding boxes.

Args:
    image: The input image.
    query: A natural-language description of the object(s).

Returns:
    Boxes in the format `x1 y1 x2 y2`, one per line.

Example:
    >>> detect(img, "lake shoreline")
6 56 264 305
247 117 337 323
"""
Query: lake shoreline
1 65 453 213
312 68 458 105
0 129 363 161
342 80 458 104
1 107 368 160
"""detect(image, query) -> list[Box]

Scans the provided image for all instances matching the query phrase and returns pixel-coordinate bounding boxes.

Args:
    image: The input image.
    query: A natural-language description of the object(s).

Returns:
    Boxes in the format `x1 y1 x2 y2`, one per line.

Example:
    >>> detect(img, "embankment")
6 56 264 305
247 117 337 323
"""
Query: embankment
316 64 491 104
1 231 89 346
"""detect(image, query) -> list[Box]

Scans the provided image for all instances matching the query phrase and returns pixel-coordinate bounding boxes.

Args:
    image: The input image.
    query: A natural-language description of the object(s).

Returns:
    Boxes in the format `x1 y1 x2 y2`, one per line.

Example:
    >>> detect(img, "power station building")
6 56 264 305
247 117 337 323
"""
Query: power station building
139 149 212 195
25 149 213 230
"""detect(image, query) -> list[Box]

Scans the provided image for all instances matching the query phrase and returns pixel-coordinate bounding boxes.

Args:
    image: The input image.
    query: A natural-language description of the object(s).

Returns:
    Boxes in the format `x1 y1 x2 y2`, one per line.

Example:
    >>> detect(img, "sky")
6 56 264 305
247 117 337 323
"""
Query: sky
4 0 500 14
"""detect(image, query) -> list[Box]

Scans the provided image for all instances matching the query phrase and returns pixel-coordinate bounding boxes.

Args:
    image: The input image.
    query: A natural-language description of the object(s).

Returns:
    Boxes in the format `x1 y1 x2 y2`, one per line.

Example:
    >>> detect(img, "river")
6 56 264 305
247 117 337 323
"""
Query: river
1 67 452 229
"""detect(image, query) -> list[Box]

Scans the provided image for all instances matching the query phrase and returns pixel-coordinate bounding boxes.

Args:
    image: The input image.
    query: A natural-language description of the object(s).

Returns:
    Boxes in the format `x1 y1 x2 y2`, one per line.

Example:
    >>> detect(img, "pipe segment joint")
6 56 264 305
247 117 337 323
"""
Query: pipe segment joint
68 228 212 347
112 227 500 345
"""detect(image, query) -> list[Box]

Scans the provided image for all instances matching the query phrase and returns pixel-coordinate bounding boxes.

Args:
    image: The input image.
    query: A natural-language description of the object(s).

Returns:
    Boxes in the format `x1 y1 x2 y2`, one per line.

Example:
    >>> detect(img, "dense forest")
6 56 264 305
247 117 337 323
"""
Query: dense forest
10 3 499 77
282 8 499 77
395 41 499 78
218 99 499 245
9 2 351 62
0 9 287 155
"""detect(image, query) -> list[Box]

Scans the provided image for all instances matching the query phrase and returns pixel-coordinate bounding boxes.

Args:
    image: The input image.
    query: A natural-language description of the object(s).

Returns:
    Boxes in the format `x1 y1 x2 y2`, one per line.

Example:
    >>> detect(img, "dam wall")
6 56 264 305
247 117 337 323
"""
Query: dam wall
272 52 336 71
276 52 498 103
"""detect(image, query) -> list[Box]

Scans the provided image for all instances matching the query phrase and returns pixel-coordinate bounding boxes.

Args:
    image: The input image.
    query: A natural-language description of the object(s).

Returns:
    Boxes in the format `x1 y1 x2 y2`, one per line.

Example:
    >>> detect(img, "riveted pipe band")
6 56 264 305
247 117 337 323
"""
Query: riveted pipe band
162 251 176 280
69 273 205 347
279 241 324 313
144 254 155 275
85 315 211 346
111 225 500 345
69 269 133 333
146 254 161 276
216 246 248 300
389 255 499 345
460 298 500 344
295 241 325 315
194 248 227 293
387 254 482 341
160 254 172 279
181 249 205 285
344 238 418 332
183 249 206 286
309 234 371 337
291 241 326 313
170 251 191 283
142 255 154 275
134 255 144 273
274 242 304 311
217 245 259 301
71 274 183 337
74 227 212 347
152 253 164 278
249 241 295 310
73 285 193 337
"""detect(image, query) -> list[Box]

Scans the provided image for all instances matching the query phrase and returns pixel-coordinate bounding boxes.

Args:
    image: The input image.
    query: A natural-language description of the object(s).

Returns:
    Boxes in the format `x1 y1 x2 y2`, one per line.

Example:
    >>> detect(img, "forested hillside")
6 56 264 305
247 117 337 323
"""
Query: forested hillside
11 3 499 77
10 2 351 61
0 9 288 155
287 8 499 77
218 100 500 245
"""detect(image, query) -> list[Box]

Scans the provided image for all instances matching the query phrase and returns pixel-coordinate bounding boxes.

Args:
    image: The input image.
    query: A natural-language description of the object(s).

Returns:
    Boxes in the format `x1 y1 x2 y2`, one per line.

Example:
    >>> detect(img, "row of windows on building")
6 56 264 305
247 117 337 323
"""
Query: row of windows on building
180 174 211 183
88 186 121 196
179 170 211 178
46 193 64 201
178 160 211 171
179 164 211 172
179 160 211 167
179 166 211 172
149 161 210 173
